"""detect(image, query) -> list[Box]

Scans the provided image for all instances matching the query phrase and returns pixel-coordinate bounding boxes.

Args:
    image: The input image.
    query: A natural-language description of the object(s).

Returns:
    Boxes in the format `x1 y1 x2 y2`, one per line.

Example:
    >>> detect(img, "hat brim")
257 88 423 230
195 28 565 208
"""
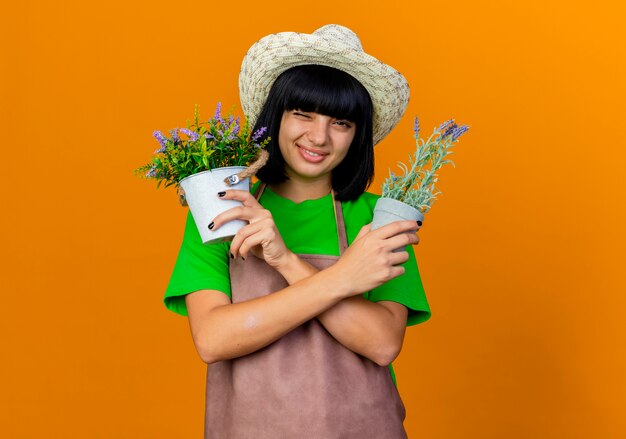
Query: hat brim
239 31 410 145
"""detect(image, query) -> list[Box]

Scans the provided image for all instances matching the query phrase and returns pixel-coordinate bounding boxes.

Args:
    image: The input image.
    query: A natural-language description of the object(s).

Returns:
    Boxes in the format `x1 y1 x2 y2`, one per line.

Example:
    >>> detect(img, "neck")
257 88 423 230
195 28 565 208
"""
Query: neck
268 177 332 203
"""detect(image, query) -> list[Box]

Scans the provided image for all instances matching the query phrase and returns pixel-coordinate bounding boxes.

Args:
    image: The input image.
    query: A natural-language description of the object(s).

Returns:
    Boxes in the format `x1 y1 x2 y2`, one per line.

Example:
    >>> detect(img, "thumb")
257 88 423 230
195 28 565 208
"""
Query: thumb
355 223 372 240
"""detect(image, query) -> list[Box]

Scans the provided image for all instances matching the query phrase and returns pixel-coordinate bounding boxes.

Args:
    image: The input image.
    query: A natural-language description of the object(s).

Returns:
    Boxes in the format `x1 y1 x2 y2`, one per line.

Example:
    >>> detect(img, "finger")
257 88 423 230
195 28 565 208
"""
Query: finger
239 223 276 259
210 206 247 231
388 249 410 266
385 230 419 250
210 206 270 231
388 265 406 280
372 220 419 239
229 221 265 258
238 234 262 260
217 189 262 208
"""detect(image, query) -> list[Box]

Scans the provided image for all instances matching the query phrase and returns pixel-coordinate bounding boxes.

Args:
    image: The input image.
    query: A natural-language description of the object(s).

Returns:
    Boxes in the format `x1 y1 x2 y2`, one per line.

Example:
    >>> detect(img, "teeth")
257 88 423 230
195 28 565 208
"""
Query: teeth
303 148 321 157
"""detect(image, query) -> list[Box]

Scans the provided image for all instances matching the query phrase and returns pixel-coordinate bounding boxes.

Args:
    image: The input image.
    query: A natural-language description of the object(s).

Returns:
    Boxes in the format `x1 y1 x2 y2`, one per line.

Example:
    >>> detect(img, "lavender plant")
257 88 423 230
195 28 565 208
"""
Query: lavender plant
135 103 270 188
381 117 469 214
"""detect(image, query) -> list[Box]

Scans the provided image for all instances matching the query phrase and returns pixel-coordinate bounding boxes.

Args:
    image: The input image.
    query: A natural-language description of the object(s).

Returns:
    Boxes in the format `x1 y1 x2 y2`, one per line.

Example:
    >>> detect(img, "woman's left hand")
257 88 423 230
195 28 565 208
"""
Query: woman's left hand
210 190 291 268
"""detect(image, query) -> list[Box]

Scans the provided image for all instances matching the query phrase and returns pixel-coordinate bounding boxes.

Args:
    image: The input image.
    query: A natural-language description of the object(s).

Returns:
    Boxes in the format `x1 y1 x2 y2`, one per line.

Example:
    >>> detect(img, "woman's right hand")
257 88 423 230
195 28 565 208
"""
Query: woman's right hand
331 220 420 298
210 189 292 269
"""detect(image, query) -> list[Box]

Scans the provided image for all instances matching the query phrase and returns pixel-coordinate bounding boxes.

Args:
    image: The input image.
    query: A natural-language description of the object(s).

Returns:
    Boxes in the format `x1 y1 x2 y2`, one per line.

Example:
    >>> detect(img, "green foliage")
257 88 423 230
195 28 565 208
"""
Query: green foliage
381 119 469 214
135 104 270 189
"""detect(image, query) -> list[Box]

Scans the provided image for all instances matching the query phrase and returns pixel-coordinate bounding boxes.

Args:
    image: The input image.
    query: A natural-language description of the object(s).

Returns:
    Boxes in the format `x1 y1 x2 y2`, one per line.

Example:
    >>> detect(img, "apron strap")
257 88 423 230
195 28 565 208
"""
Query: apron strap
332 190 349 255
253 182 349 255
253 181 267 200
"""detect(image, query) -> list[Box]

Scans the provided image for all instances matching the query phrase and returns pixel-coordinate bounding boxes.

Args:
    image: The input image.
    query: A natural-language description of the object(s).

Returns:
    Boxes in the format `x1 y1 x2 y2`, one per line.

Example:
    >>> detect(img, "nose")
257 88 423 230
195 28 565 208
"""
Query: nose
306 117 330 146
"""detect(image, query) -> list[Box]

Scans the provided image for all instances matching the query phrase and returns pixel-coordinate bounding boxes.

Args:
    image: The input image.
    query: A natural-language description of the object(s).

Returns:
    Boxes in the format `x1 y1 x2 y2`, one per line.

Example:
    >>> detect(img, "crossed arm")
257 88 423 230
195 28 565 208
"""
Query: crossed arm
185 190 419 366
276 251 409 366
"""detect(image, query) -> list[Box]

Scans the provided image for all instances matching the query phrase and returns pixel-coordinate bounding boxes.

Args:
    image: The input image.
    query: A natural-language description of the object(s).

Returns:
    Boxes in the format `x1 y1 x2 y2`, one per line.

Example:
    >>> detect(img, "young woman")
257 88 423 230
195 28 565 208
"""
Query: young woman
164 25 431 438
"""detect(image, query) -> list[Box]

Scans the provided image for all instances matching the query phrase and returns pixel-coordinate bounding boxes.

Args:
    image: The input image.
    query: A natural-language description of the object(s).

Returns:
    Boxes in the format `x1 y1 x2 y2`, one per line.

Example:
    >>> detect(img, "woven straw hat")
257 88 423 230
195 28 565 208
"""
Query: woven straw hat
239 24 410 145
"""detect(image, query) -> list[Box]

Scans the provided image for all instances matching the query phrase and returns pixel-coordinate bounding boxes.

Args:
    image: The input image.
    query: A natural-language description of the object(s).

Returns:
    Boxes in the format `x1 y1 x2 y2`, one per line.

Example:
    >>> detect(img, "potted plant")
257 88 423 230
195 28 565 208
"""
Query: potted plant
136 103 270 244
372 117 469 232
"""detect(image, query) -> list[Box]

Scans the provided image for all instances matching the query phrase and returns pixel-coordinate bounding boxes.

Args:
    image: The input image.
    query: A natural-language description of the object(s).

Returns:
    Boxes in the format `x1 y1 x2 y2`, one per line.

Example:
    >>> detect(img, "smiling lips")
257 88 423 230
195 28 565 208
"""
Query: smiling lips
297 144 328 163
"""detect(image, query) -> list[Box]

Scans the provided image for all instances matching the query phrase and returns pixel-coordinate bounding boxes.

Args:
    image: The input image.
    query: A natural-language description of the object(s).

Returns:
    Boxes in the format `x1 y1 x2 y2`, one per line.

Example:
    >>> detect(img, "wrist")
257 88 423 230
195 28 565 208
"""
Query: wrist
322 263 354 299
274 251 317 284
272 250 298 272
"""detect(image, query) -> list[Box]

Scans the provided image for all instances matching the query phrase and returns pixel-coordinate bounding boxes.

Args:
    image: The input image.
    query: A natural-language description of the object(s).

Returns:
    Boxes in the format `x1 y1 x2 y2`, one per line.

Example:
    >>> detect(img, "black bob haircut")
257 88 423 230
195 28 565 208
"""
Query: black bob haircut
253 64 375 201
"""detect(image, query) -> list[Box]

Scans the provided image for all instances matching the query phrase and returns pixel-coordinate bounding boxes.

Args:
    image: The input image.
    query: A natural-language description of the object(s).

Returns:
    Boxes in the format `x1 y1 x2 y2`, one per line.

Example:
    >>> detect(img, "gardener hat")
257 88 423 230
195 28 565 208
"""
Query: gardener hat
239 24 410 145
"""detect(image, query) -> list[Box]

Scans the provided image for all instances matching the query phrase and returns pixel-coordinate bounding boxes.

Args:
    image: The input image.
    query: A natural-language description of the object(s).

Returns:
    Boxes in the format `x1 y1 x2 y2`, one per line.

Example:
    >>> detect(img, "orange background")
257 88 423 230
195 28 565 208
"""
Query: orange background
2 0 625 437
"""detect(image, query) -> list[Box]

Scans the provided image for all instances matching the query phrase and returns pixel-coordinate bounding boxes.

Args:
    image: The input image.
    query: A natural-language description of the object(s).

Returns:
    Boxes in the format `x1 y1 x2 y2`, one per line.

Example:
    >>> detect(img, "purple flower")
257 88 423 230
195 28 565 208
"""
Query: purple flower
450 125 469 141
441 122 459 139
180 128 199 141
153 130 167 146
169 128 179 142
214 102 223 124
437 119 455 133
413 117 420 136
232 116 240 135
152 130 167 153
221 115 241 139
204 133 214 139
252 126 268 142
